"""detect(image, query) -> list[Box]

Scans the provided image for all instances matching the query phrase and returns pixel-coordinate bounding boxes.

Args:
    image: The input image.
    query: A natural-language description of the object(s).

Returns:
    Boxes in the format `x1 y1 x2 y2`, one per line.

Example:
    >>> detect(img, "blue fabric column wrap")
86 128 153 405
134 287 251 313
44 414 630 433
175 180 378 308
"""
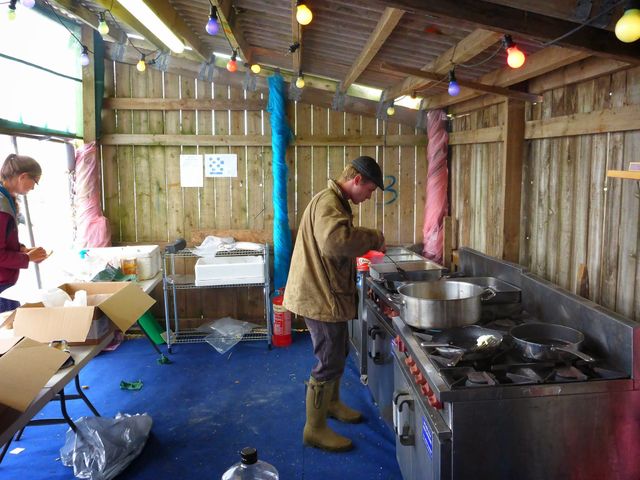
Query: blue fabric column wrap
267 74 293 290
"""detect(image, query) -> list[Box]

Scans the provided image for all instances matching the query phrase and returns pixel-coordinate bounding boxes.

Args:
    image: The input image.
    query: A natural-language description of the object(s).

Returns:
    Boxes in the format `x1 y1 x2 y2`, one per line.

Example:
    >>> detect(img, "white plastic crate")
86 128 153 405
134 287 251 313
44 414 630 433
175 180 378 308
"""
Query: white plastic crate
195 255 265 286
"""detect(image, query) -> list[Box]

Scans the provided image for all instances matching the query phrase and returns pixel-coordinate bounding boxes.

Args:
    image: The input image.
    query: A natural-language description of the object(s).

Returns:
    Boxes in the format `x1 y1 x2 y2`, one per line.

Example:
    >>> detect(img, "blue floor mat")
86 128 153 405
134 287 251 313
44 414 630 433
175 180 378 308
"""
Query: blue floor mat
1 334 402 479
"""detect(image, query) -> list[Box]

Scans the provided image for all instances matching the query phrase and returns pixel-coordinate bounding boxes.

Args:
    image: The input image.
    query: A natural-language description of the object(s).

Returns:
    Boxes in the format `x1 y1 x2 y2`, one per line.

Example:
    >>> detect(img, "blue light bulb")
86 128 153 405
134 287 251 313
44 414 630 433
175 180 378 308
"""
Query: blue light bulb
448 80 460 96
206 16 219 35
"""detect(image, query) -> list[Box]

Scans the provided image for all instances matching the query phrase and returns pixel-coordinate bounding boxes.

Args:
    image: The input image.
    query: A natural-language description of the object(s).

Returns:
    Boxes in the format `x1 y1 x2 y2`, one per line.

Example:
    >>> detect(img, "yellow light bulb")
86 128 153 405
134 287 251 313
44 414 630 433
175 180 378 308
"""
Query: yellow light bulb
615 9 640 43
296 4 313 25
386 106 395 116
7 8 16 21
251 64 261 74
296 76 305 88
137 59 146 72
98 20 110 36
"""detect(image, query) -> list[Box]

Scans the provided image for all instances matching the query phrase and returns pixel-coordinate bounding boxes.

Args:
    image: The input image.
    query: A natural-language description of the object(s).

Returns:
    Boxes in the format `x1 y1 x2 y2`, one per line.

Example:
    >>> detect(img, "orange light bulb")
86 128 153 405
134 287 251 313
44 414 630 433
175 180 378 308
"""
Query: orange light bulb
506 46 525 69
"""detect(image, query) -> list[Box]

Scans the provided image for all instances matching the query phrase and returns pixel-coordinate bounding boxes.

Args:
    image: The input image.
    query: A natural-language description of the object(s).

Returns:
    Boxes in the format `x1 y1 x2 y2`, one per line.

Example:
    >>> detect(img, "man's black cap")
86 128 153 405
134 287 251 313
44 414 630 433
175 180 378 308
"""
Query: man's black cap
351 156 384 190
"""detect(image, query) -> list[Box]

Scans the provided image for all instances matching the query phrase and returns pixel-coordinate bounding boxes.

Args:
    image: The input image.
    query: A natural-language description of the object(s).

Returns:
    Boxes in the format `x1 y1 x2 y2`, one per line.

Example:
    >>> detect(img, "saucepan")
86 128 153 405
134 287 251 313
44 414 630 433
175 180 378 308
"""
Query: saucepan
509 323 595 363
420 325 503 365
397 280 497 329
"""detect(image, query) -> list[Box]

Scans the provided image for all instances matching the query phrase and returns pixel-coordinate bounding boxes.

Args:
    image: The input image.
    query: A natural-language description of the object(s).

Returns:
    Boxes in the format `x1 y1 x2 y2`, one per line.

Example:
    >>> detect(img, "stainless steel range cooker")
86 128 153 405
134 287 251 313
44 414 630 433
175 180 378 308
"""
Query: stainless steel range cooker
375 248 640 480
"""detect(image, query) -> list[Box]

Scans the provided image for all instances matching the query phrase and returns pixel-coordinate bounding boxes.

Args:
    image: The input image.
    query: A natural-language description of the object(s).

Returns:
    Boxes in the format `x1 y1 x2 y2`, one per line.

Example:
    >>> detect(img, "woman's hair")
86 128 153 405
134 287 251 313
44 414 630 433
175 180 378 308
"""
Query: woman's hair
1 154 41 182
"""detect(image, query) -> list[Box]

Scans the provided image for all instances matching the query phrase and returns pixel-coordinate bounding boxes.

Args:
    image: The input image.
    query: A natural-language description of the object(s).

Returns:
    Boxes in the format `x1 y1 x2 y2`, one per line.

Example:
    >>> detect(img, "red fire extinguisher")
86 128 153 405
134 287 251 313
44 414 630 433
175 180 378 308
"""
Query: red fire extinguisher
272 288 292 347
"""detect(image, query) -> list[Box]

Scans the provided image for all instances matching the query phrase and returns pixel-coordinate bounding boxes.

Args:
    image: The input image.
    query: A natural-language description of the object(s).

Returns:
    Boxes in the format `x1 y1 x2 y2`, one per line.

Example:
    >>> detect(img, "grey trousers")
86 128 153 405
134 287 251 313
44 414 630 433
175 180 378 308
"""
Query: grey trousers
304 317 350 382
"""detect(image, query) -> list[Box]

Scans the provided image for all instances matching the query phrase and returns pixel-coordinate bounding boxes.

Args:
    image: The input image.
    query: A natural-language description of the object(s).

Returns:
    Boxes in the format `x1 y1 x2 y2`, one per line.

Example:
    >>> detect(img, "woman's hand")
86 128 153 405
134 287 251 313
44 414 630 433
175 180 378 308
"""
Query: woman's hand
27 247 47 263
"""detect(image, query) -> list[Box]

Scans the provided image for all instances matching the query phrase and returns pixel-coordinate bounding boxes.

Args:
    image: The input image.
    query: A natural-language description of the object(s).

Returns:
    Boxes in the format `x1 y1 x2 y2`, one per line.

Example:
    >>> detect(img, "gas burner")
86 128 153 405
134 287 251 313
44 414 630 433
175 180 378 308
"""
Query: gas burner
466 371 497 386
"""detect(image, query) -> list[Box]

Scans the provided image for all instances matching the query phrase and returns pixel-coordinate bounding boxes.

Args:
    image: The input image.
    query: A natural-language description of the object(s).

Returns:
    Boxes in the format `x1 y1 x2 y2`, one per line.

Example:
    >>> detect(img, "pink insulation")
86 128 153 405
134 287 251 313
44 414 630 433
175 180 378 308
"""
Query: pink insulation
422 110 449 264
75 142 111 248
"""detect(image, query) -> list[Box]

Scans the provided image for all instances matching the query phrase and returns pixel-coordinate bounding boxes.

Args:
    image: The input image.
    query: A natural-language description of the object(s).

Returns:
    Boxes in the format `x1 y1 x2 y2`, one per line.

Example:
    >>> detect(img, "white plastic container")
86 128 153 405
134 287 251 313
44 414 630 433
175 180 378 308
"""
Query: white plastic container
195 255 265 286
83 245 161 280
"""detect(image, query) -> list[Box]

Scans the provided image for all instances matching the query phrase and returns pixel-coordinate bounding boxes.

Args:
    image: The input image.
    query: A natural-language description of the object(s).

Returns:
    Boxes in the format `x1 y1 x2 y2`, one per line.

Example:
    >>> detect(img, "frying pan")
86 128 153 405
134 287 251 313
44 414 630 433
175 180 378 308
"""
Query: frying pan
509 323 595 363
420 325 503 362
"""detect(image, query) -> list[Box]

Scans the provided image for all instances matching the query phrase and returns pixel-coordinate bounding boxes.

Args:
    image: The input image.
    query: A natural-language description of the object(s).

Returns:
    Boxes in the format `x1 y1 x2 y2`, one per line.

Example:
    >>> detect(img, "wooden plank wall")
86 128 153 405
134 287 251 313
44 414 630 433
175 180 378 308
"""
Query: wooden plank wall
450 104 504 258
100 62 428 323
451 66 640 322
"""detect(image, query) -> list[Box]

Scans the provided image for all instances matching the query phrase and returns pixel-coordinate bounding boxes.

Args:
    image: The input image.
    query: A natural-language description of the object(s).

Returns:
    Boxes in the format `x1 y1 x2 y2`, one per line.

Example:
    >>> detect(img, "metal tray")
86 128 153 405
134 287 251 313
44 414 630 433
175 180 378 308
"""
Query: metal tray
370 260 444 282
456 277 521 304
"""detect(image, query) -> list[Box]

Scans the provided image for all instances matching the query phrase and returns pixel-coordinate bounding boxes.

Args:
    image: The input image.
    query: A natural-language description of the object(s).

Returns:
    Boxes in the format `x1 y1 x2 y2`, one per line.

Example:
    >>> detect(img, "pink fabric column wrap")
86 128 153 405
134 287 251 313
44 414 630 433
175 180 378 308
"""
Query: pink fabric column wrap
422 110 449 264
75 142 111 247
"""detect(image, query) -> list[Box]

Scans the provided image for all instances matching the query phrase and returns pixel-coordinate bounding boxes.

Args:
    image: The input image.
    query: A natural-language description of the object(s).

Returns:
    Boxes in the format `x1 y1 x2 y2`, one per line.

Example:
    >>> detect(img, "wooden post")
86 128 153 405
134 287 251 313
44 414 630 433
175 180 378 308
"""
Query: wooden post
81 26 96 144
443 216 453 270
501 99 525 262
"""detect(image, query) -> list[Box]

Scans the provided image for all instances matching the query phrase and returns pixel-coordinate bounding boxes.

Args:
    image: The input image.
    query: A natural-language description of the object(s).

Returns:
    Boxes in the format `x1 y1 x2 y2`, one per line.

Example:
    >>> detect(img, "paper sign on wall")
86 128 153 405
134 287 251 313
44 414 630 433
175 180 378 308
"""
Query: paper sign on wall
205 154 238 178
180 154 204 187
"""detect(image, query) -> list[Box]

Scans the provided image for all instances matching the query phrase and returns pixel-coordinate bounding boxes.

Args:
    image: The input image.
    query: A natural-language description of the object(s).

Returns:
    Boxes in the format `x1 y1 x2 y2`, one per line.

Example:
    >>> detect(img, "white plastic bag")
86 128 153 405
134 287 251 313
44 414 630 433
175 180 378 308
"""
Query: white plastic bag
198 316 258 354
192 235 235 257
60 413 153 480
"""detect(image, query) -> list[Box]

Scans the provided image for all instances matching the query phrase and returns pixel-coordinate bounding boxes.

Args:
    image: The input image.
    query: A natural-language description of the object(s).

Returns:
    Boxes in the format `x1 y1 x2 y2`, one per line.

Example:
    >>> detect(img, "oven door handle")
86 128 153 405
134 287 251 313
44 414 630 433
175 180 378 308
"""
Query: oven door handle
368 326 385 364
393 391 415 446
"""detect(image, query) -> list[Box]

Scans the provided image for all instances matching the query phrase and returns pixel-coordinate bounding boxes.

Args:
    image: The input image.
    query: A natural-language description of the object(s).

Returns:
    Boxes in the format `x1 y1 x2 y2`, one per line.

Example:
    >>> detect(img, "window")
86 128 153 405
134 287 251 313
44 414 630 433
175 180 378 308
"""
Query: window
1 135 75 290
0 6 83 136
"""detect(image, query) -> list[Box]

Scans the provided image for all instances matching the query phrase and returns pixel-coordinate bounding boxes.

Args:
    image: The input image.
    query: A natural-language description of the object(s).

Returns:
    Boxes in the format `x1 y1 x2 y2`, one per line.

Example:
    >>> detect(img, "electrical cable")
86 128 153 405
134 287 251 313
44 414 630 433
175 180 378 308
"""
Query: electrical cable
541 0 627 47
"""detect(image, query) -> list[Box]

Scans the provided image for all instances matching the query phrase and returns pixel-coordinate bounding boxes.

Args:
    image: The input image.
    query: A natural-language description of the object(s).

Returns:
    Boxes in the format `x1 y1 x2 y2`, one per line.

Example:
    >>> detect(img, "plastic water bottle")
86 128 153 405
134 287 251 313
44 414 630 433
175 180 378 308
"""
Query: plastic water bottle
221 447 279 480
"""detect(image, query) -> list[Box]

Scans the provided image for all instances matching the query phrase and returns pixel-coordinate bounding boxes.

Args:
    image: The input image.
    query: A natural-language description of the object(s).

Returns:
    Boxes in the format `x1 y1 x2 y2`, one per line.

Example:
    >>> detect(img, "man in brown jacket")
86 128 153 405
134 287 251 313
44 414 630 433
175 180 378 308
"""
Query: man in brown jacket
283 156 385 452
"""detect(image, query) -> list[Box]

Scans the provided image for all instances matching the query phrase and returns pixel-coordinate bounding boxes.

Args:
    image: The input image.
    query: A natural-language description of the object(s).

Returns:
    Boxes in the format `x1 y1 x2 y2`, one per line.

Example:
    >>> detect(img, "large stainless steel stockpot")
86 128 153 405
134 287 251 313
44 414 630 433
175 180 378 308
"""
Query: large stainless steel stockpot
397 280 496 329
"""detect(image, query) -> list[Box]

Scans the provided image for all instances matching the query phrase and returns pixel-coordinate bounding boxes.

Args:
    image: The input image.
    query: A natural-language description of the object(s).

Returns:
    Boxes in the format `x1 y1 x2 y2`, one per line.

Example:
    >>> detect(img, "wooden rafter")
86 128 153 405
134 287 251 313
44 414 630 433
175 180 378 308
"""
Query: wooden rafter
214 0 253 63
381 62 542 103
143 0 211 61
383 29 502 101
91 0 173 57
340 7 404 93
291 0 301 77
422 46 590 109
376 0 640 64
49 0 127 44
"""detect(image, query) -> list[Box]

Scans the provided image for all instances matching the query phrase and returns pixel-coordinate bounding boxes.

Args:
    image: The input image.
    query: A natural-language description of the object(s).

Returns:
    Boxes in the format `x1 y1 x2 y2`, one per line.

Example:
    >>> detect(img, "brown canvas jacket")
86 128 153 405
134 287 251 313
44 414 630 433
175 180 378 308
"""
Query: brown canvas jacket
283 180 384 322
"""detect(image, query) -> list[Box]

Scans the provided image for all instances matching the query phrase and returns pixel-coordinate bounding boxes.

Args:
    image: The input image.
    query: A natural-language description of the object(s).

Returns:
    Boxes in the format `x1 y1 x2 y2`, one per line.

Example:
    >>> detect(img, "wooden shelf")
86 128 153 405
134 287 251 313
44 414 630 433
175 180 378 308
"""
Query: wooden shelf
607 170 640 180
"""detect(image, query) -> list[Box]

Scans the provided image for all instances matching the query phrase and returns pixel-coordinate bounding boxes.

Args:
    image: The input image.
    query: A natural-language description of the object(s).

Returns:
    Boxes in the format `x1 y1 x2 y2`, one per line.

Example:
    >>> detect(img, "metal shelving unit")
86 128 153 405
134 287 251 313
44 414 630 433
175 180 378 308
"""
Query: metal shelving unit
162 246 271 352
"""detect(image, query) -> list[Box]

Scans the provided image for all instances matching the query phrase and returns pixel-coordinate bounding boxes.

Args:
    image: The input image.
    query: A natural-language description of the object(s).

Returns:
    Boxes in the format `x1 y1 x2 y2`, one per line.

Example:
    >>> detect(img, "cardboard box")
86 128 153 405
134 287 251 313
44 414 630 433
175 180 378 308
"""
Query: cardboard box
0 337 70 434
12 282 155 345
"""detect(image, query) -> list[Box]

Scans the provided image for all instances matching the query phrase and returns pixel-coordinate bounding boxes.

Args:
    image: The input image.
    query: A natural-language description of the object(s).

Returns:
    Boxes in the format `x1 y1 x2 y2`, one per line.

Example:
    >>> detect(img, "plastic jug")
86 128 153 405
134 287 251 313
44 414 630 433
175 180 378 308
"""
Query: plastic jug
221 447 279 480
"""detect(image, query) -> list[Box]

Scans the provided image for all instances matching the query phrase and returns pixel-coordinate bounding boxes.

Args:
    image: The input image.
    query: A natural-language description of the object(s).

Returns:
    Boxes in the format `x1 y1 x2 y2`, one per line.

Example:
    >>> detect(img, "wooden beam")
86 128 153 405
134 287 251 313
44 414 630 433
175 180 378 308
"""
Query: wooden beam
102 42 420 129
607 170 640 180
525 104 640 139
100 134 427 147
528 57 630 93
291 0 301 76
449 95 505 115
382 62 542 103
501 99 524 262
449 126 503 145
49 0 127 44
81 26 96 143
145 0 211 61
383 29 502 101
423 46 589 109
214 0 253 63
103 98 267 111
376 0 640 64
92 0 170 55
341 7 404 92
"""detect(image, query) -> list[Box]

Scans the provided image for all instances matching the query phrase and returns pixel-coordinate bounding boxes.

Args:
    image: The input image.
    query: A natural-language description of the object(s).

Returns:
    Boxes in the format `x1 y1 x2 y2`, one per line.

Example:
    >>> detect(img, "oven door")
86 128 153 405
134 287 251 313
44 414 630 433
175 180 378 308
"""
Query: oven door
365 298 395 427
393 349 452 480
349 272 368 380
